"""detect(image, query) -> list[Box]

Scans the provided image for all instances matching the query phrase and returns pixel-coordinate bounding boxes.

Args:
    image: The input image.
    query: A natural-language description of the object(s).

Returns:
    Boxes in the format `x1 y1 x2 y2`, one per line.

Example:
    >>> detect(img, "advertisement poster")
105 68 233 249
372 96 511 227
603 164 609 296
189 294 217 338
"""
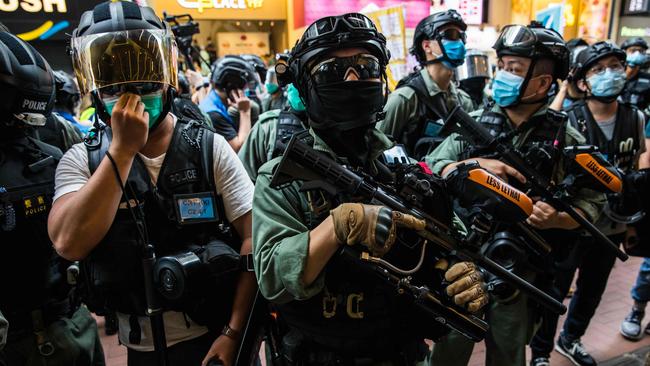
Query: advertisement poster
363 5 407 90
217 32 270 56
578 0 611 40
303 0 429 28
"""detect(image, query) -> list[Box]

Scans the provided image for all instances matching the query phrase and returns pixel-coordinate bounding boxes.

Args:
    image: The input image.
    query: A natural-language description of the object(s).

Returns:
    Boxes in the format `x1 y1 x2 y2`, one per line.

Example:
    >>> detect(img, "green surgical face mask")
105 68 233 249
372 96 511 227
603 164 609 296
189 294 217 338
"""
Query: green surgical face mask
265 82 279 94
286 83 305 112
104 91 164 129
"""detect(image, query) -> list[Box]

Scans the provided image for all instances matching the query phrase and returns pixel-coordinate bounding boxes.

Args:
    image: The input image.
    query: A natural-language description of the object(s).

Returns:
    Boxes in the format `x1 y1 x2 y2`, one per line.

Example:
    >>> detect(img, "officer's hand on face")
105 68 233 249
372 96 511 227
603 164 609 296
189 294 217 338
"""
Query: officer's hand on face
550 78 569 111
201 334 236 366
439 260 489 313
330 203 426 257
473 158 526 184
228 89 251 114
526 200 560 229
109 93 149 156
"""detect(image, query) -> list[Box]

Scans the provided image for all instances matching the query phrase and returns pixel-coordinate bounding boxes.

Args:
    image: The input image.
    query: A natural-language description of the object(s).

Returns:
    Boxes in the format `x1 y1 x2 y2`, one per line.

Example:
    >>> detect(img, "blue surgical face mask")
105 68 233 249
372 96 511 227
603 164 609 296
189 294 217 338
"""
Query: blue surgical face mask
627 51 647 67
587 68 627 98
492 70 525 107
440 39 466 68
287 83 305 112
104 90 164 129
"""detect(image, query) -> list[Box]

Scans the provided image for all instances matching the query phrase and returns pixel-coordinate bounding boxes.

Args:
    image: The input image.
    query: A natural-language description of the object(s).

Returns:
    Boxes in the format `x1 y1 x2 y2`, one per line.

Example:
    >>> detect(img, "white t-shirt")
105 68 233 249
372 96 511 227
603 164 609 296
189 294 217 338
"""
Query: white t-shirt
53 119 254 351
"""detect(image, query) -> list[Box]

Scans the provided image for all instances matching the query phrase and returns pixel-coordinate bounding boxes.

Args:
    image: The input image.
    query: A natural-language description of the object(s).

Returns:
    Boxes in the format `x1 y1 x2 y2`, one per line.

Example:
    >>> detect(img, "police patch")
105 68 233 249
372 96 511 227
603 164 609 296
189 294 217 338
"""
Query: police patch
167 168 200 187
23 194 47 217
174 192 218 224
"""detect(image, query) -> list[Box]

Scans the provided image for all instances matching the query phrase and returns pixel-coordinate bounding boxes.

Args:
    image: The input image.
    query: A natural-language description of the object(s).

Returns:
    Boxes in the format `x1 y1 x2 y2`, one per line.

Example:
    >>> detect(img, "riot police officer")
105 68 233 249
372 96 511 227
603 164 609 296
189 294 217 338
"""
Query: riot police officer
531 41 646 366
620 37 650 117
379 10 475 160
427 22 604 366
261 67 288 112
456 49 492 110
252 13 489 366
0 30 104 366
48 2 256 365
53 70 91 135
199 56 257 152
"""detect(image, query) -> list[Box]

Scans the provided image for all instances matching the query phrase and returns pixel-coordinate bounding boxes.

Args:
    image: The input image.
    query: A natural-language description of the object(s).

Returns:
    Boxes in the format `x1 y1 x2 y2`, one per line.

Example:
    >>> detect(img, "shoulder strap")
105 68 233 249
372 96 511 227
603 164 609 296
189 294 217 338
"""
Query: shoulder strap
407 73 450 119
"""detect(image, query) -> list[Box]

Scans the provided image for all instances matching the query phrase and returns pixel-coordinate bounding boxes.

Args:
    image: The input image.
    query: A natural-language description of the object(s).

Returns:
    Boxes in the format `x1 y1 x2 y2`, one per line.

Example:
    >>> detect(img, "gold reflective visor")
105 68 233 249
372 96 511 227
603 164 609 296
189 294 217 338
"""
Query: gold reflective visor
71 29 178 94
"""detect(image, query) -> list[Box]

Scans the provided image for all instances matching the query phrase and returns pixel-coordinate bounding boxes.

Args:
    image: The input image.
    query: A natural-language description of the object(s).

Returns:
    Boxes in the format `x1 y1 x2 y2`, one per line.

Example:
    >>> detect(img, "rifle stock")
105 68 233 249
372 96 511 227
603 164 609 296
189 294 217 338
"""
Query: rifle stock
442 106 628 261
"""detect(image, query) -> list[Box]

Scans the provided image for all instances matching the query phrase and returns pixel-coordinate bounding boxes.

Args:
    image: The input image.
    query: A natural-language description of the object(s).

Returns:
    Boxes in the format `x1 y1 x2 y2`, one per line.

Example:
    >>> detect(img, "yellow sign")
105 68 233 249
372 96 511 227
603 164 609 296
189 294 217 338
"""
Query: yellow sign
177 0 263 13
363 5 407 91
148 0 284 19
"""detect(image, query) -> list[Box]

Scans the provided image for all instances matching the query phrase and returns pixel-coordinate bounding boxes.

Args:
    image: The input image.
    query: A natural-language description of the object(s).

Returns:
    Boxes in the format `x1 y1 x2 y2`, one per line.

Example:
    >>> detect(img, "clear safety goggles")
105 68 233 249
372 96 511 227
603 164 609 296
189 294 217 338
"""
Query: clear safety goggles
495 24 565 58
303 13 377 40
71 28 178 94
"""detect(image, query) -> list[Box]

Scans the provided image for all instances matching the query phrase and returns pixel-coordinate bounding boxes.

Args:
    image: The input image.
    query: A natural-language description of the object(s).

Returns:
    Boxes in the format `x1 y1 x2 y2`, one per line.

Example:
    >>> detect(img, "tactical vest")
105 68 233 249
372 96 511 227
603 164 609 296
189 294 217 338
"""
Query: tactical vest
275 157 448 356
0 134 71 325
272 110 307 159
619 72 650 112
395 72 452 160
461 108 565 183
81 118 237 317
567 100 641 173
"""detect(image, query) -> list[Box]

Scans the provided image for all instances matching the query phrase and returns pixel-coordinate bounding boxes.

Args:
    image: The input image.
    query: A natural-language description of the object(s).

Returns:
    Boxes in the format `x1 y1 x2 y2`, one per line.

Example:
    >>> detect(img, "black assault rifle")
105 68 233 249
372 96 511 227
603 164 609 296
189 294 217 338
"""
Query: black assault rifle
269 133 566 342
441 106 628 262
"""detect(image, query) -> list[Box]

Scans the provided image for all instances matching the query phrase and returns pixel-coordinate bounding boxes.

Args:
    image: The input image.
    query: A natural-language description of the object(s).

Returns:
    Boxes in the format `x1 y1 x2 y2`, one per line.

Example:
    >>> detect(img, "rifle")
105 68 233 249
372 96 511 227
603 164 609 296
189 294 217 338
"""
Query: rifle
270 133 566 342
441 106 628 261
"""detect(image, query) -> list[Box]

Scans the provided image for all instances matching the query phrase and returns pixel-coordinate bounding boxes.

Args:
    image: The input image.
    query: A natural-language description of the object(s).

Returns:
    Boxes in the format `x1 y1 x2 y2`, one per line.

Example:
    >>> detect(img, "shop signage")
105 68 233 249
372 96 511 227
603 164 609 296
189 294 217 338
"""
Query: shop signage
621 26 650 37
177 0 263 13
0 0 67 13
623 0 650 15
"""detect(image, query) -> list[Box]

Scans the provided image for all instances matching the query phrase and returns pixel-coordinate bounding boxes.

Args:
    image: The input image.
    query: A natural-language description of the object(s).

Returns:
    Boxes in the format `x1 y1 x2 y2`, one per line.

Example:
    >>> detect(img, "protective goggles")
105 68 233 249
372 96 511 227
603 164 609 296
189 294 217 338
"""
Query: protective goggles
71 28 178 94
495 25 565 57
436 28 467 43
99 82 164 97
310 54 381 84
303 13 377 40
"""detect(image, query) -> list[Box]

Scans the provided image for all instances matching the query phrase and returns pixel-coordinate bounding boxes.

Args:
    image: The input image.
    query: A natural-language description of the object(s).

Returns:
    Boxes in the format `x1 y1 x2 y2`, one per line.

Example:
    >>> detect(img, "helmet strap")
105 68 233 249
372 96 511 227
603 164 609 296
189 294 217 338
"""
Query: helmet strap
91 91 110 128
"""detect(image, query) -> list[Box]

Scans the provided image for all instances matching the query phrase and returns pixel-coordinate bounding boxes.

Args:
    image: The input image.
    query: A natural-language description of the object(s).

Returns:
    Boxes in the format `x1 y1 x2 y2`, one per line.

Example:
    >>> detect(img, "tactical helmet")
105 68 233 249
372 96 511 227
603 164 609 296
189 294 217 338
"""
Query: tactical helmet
493 21 569 80
621 37 648 51
177 72 190 96
53 70 80 110
574 41 626 81
70 1 178 124
411 10 467 64
279 13 389 99
0 31 55 127
211 55 256 91
241 54 267 83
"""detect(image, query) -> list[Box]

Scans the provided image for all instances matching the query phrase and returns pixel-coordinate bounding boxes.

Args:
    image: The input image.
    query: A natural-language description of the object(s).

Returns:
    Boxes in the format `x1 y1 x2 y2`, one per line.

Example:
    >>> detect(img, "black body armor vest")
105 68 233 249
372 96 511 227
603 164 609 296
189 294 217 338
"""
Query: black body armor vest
620 72 650 112
0 134 71 326
81 118 237 318
395 72 452 160
272 109 307 159
567 101 641 173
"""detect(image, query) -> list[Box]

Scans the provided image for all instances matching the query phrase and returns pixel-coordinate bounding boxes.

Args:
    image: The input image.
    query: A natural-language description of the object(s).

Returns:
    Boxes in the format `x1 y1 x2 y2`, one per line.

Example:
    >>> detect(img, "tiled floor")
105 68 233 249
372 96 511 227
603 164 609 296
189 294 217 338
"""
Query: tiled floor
100 256 650 366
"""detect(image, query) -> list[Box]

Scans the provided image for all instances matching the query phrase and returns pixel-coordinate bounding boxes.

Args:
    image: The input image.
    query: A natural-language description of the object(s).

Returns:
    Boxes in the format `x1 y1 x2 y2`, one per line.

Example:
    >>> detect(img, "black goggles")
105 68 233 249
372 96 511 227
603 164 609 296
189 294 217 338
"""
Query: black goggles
310 54 382 84
303 13 377 40
436 28 467 42
495 25 564 57
99 82 164 97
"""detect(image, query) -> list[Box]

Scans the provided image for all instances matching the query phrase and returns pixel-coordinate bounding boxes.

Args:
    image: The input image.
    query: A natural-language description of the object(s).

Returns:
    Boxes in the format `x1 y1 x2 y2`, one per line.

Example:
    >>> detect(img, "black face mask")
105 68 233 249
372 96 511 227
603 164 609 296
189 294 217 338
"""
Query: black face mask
306 80 385 166
306 80 384 131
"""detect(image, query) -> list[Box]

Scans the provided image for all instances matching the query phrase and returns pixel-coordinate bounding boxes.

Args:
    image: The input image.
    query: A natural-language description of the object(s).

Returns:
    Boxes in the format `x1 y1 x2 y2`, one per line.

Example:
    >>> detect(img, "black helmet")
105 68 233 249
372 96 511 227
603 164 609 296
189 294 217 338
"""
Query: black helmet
53 70 80 110
241 54 267 83
493 21 569 80
280 13 389 98
621 37 648 51
177 72 190 96
566 38 588 51
71 1 177 126
211 56 256 91
573 41 626 81
411 10 467 64
0 31 55 127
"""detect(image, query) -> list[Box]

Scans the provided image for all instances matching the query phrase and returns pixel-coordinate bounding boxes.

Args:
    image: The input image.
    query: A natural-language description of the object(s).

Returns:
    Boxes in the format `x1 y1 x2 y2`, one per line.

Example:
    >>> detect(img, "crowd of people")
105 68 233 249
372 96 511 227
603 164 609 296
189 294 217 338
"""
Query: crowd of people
2 2 650 366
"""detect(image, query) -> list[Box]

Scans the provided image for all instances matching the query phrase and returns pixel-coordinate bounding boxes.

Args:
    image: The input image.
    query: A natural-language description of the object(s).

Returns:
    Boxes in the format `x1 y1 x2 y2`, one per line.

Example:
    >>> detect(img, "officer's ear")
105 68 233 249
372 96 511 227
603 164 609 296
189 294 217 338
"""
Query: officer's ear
576 78 589 93
421 40 439 59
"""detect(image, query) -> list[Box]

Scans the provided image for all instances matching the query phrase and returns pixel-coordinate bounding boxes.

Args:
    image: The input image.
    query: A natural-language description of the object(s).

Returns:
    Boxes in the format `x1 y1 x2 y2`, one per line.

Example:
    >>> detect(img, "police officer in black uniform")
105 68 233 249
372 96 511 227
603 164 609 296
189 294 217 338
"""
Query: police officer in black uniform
620 37 650 118
48 2 256 365
0 30 104 366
